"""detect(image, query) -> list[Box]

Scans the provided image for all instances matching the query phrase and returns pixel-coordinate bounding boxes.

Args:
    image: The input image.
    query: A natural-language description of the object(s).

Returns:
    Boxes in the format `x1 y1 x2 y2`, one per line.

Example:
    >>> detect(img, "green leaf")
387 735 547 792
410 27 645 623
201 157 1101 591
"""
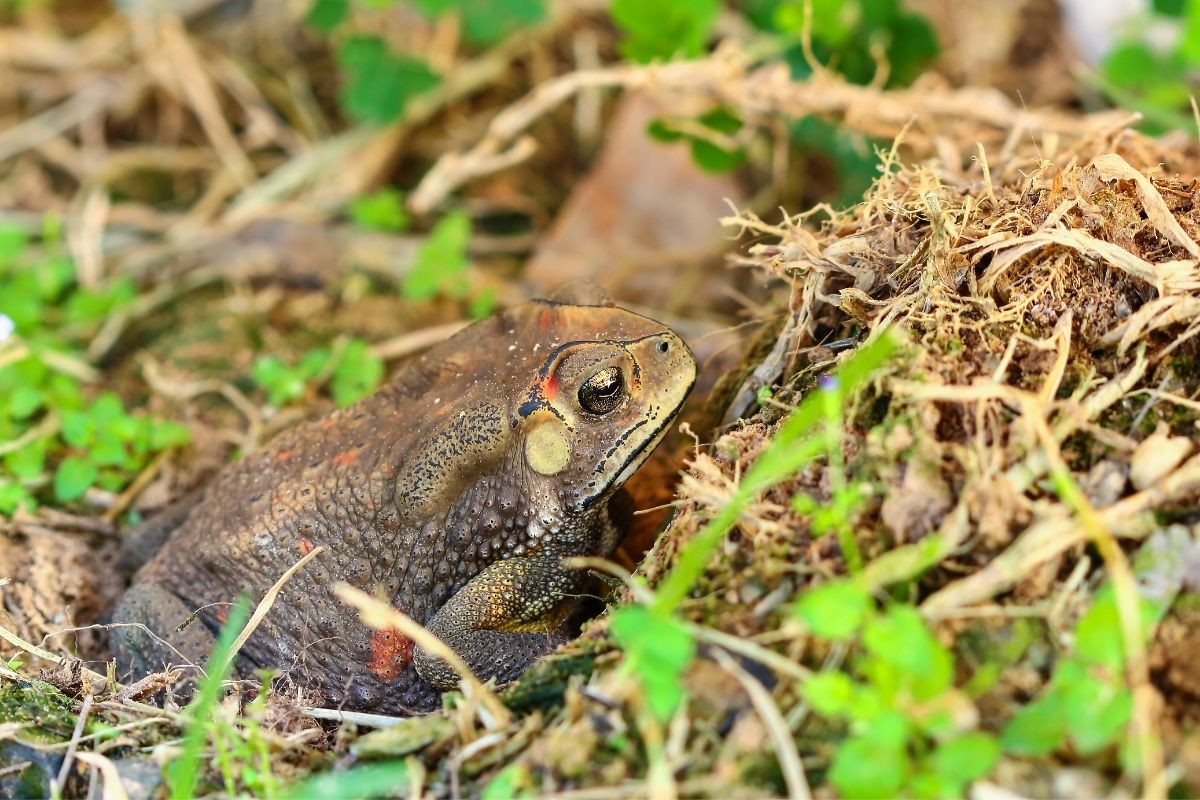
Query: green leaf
166 598 252 800
646 119 686 143
0 224 26 271
930 732 1000 786
611 605 696 721
88 392 127 425
468 286 496 319
481 764 533 800
306 0 348 32
1101 42 1162 88
689 139 745 173
282 762 411 800
89 436 130 468
411 0 544 44
862 605 952 701
53 456 97 502
458 0 545 45
697 107 743 135
794 579 871 639
0 273 42 331
0 481 35 515
1184 0 1200 65
6 385 42 420
350 189 410 232
1060 662 1132 754
1000 690 1069 756
801 670 859 716
36 255 75 301
829 726 909 799
148 420 191 451
297 348 333 380
1074 588 1158 671
61 409 92 448
1155 0 1186 15
884 12 940 87
611 0 718 63
332 340 384 407
253 356 308 407
337 37 440 124
5 439 45 481
405 211 471 300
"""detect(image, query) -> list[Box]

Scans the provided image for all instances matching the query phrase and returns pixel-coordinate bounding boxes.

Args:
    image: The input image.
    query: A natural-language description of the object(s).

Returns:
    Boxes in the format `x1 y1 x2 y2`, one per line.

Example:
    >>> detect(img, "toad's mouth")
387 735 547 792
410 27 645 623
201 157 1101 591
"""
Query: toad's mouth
579 377 695 510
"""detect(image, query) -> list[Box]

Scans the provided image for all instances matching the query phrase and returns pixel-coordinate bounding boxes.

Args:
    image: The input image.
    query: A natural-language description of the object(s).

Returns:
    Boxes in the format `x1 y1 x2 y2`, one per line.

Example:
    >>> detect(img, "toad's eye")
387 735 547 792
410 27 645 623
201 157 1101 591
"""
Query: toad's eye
578 367 624 415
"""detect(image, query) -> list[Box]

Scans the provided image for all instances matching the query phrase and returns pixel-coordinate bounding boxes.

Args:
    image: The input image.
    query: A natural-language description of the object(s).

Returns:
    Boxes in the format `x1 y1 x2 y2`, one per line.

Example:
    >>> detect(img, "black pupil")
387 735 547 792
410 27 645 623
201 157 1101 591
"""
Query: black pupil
580 368 623 414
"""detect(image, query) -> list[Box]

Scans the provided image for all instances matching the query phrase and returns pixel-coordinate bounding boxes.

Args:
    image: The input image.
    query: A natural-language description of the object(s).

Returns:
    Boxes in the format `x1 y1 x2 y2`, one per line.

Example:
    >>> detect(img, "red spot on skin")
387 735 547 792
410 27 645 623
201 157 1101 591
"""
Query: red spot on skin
274 450 295 463
369 628 414 681
331 450 359 466
299 537 314 555
534 373 559 404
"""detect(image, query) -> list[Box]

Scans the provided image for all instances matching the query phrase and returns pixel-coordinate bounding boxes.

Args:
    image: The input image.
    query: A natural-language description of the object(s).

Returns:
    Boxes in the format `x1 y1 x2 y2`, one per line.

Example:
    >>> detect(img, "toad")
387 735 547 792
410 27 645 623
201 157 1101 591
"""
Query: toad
111 284 696 713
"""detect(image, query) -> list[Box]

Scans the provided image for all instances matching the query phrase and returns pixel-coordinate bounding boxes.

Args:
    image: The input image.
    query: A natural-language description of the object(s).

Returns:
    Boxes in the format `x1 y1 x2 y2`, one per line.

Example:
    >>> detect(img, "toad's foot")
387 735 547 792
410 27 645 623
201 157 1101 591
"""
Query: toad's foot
413 556 581 690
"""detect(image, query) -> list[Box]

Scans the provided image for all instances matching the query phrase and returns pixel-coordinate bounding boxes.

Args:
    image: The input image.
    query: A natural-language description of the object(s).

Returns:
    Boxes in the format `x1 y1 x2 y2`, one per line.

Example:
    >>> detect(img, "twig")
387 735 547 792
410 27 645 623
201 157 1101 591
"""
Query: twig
0 623 116 689
0 78 121 164
226 546 325 667
922 454 1200 611
688 623 811 683
0 411 60 457
411 45 1128 212
73 751 131 800
157 16 255 186
711 648 810 800
103 448 172 524
333 584 512 728
369 321 470 361
53 692 93 798
299 707 409 728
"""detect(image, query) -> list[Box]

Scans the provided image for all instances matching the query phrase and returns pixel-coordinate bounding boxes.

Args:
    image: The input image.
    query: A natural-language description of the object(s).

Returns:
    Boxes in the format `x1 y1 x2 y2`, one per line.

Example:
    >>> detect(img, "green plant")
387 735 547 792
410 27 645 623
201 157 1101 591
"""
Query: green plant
611 332 899 722
611 0 719 63
1001 585 1161 758
166 597 251 800
349 188 411 232
630 0 938 199
280 762 412 799
401 210 494 316
251 338 384 408
1095 0 1199 133
647 107 747 174
766 0 939 88
0 222 190 516
797 584 1000 799
307 0 545 125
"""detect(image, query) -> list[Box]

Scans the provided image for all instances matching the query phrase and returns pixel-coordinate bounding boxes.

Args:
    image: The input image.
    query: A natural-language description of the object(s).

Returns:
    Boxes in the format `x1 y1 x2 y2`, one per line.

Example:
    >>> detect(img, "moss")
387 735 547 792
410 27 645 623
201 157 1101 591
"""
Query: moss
0 681 88 743
501 641 604 714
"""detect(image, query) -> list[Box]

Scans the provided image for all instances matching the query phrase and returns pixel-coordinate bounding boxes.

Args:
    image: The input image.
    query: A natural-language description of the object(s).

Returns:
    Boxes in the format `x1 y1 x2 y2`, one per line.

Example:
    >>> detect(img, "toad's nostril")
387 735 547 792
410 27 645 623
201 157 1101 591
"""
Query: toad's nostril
657 341 670 353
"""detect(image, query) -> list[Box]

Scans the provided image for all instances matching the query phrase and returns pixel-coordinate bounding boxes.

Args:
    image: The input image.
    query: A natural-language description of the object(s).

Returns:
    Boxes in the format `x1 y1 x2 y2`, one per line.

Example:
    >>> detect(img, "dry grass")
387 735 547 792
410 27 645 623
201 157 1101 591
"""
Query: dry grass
3 2 1200 797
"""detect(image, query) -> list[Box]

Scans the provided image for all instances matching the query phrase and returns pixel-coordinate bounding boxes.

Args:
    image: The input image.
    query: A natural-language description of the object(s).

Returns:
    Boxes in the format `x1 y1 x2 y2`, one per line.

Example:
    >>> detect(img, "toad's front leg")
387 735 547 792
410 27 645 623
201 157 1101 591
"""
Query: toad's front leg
412 557 584 690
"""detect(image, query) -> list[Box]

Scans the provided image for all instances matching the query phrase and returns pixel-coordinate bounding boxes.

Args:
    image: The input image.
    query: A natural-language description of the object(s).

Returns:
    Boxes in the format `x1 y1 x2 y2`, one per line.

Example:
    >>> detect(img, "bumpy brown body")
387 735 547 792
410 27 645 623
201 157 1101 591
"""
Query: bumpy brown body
111 286 696 713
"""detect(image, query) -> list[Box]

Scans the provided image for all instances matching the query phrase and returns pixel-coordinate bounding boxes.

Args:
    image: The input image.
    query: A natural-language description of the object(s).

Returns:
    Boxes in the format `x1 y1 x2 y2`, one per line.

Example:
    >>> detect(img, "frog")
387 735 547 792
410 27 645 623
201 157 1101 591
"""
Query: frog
110 283 696 713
